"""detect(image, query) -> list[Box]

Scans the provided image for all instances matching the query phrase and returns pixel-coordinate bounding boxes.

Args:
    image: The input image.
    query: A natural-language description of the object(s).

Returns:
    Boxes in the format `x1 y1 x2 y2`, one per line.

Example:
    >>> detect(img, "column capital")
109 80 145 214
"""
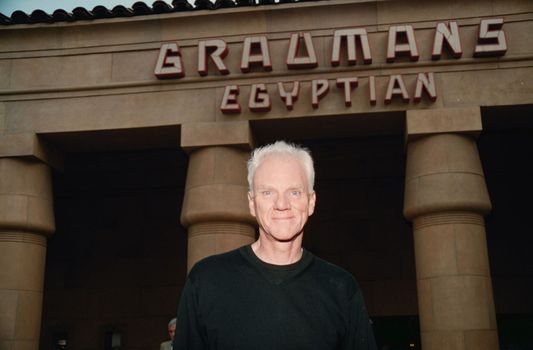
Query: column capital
0 133 64 171
180 146 255 227
181 121 254 153
180 141 256 269
405 107 482 143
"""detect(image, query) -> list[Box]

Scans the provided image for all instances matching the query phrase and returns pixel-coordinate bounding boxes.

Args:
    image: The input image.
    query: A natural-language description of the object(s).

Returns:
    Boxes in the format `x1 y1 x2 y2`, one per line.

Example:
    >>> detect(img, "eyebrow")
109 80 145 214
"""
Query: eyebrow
255 185 305 191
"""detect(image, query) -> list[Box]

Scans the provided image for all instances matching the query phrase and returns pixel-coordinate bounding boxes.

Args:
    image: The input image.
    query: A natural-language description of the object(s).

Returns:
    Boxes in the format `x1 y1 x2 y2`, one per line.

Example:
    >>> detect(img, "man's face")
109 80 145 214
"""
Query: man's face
248 155 316 242
168 323 176 340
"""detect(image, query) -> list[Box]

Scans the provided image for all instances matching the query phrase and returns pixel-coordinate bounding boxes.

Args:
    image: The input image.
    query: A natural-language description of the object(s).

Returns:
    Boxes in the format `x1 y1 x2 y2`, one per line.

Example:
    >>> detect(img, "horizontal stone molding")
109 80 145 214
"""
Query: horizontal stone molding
188 221 256 238
0 232 47 247
1 2 530 59
413 211 485 230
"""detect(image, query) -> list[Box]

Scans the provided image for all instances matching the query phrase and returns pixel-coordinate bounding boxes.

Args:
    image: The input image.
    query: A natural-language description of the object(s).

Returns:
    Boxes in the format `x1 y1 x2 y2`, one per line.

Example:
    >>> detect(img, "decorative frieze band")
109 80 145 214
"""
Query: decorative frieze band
413 211 485 230
0 231 47 247
188 221 256 238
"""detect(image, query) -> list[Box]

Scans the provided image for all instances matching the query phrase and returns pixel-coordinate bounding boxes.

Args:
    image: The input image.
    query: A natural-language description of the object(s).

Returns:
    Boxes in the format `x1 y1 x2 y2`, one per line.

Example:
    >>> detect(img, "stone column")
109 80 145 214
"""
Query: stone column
403 107 498 350
0 157 55 350
180 121 256 271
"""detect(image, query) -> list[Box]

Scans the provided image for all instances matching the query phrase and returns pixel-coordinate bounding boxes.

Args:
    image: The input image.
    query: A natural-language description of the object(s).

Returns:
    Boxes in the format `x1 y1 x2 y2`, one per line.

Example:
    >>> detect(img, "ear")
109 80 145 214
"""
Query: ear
248 191 257 217
308 191 316 216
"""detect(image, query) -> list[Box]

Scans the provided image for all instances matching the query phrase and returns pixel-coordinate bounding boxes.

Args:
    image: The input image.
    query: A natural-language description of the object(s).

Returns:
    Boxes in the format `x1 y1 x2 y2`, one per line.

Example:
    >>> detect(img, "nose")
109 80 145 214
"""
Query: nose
274 193 290 210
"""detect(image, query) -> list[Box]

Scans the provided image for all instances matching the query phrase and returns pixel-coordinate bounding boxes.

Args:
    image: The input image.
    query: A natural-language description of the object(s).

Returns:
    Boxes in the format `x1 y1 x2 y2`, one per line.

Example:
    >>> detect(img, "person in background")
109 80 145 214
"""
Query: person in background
160 318 176 350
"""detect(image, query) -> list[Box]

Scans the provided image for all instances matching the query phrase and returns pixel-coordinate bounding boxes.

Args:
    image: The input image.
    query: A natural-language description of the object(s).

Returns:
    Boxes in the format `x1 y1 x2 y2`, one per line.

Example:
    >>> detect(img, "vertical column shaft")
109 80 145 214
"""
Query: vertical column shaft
404 108 498 350
0 158 55 350
181 146 255 271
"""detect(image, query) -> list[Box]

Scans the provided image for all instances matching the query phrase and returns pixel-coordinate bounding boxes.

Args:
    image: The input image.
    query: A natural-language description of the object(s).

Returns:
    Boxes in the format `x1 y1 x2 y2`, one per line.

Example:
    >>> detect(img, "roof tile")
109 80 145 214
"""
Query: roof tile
172 0 194 11
194 0 214 10
92 5 113 18
152 0 174 13
30 9 53 23
11 10 32 24
132 2 154 15
72 7 94 20
52 9 74 22
111 5 134 17
0 0 322 25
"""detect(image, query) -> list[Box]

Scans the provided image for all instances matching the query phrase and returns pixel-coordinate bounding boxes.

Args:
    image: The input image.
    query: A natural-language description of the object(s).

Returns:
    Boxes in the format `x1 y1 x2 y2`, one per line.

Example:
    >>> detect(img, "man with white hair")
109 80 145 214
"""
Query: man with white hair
160 318 176 350
173 141 377 350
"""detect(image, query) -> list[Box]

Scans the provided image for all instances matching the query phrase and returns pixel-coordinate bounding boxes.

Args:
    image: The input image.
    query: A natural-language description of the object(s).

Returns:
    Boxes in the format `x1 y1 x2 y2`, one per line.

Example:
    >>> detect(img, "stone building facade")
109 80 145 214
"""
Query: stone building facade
1 0 532 349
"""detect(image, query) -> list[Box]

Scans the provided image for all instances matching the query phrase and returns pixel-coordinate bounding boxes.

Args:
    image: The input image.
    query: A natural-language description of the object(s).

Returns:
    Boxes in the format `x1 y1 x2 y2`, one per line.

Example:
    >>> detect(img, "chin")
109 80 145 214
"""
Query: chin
269 230 303 242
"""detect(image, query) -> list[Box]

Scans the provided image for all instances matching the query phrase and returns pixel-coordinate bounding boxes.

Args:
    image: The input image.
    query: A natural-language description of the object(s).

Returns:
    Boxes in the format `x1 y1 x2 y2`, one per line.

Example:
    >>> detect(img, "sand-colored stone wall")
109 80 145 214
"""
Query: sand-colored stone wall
0 0 532 140
1 0 532 349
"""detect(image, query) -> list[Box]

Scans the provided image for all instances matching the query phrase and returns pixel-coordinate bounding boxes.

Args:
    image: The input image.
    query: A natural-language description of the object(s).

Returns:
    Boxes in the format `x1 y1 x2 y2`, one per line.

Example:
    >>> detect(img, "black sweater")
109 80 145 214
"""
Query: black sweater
173 245 377 350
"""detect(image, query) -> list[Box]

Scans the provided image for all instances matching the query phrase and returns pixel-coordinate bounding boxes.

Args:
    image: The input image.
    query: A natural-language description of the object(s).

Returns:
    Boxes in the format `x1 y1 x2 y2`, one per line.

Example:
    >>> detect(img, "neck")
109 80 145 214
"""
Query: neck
251 234 303 265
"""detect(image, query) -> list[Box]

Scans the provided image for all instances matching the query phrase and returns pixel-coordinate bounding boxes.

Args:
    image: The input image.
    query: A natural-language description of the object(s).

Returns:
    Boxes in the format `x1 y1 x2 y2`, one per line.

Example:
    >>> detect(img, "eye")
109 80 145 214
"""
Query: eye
261 190 272 197
290 190 301 197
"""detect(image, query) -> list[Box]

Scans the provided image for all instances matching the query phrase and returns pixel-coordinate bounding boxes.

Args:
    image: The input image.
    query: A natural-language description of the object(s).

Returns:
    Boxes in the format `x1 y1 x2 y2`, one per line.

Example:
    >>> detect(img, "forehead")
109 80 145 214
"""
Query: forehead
254 155 307 186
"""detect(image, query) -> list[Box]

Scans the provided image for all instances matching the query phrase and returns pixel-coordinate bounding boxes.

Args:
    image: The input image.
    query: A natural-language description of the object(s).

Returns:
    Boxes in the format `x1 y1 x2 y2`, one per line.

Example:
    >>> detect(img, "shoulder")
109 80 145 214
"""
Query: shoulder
308 253 361 298
310 253 356 283
188 246 246 283
159 340 171 350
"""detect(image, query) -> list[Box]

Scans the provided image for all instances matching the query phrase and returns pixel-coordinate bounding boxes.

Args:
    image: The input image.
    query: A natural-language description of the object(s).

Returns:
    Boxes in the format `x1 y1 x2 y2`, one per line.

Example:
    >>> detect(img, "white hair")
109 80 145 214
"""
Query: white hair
168 318 176 327
247 140 315 193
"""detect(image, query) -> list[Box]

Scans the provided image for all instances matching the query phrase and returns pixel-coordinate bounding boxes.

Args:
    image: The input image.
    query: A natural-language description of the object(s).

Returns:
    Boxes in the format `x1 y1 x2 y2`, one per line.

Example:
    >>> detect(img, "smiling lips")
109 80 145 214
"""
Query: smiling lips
272 216 294 220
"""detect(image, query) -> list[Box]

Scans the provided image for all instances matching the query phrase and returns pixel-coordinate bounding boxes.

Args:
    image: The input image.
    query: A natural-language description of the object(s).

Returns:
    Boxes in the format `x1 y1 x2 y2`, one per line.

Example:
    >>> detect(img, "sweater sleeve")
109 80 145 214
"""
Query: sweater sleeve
172 277 207 350
341 287 378 350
